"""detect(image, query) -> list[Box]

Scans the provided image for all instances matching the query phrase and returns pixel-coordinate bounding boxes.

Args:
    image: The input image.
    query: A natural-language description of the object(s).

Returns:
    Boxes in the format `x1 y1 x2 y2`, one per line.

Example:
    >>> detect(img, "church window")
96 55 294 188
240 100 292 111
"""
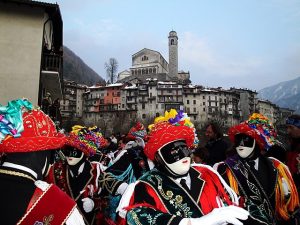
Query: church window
142 55 148 61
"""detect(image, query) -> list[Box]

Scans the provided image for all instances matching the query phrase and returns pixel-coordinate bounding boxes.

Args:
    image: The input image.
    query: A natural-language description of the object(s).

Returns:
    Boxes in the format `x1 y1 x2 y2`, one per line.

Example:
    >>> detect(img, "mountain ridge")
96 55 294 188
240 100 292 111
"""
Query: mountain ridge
63 46 105 86
258 76 300 113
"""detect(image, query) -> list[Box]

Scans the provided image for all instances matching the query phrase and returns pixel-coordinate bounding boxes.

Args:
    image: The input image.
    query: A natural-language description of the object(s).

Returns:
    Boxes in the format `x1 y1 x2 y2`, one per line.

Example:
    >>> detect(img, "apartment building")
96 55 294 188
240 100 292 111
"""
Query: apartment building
60 80 87 121
257 99 278 124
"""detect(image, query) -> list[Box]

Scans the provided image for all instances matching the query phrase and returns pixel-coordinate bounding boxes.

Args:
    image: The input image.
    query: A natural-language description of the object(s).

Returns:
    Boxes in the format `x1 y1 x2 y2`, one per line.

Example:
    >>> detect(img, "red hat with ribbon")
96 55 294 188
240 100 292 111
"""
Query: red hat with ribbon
126 122 147 141
0 99 66 152
228 113 278 151
144 109 198 161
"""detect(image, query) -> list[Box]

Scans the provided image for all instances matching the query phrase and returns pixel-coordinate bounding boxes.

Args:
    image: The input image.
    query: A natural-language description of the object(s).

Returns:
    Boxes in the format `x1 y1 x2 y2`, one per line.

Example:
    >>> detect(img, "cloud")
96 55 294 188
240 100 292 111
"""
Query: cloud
179 32 263 78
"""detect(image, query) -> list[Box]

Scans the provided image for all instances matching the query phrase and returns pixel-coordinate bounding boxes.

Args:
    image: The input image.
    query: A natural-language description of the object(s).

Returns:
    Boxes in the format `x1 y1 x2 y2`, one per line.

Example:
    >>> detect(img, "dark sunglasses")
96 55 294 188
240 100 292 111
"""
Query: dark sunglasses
63 146 82 158
159 141 190 164
234 134 254 148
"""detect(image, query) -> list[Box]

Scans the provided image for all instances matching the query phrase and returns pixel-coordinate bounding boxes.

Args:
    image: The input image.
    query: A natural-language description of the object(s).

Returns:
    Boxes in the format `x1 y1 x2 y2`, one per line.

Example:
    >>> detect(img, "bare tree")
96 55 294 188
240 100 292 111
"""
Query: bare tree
104 58 118 84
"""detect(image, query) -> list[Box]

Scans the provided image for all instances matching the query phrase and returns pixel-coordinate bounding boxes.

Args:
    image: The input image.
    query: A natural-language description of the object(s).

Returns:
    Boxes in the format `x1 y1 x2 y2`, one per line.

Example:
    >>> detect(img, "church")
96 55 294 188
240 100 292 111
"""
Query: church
118 31 190 83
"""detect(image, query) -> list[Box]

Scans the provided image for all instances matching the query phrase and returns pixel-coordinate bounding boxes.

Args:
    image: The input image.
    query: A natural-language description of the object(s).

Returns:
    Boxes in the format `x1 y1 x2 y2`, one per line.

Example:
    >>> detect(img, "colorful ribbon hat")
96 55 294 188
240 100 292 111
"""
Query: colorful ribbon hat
228 113 278 151
144 109 198 161
0 99 66 152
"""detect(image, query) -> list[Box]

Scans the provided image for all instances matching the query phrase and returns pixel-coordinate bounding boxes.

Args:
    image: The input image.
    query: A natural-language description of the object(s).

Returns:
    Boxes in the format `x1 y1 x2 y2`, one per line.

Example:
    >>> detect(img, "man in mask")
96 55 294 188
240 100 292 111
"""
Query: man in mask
286 114 300 199
214 113 300 225
0 99 85 225
120 109 249 225
46 125 128 225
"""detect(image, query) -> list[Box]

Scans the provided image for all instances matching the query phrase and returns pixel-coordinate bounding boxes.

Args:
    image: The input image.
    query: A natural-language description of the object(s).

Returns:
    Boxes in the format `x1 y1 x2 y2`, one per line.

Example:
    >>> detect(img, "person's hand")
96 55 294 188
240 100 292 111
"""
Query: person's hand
82 197 94 213
179 206 249 225
116 182 129 195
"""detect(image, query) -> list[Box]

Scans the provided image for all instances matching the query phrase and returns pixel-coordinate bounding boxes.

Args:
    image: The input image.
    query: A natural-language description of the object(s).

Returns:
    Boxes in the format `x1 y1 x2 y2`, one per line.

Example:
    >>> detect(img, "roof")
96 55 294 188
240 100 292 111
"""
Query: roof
2 0 57 7
132 48 161 57
118 73 169 83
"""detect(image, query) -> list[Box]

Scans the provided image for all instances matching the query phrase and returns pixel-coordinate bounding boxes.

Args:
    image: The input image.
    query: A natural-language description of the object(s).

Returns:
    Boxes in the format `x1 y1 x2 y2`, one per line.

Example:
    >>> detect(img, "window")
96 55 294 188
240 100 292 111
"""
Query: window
193 116 196 120
203 96 205 99
122 104 124 108
187 100 190 104
171 39 175 45
193 108 196 112
193 100 196 104
203 108 205 112
203 102 205 106
142 114 146 119
142 103 145 109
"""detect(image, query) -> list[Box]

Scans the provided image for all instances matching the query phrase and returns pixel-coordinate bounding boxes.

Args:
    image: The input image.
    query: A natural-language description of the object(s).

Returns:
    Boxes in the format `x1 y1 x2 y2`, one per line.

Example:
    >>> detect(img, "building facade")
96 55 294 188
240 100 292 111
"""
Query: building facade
0 0 63 106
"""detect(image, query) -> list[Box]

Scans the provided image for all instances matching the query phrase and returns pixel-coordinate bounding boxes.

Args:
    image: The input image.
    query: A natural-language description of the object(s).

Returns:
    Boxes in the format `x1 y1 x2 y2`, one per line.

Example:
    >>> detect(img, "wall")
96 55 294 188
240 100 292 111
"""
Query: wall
0 3 44 105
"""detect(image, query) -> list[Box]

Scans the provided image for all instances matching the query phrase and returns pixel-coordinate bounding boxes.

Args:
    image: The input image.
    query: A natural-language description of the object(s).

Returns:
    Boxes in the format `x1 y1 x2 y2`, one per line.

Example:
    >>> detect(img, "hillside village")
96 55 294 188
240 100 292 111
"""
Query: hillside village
0 1 294 136
60 31 293 135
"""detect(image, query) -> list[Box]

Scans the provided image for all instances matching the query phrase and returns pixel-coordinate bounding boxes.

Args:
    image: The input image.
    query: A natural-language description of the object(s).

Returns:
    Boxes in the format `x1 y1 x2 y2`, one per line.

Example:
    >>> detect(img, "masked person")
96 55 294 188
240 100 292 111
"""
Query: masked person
119 109 249 225
104 122 151 223
214 113 300 225
286 114 300 199
46 125 127 225
0 99 85 225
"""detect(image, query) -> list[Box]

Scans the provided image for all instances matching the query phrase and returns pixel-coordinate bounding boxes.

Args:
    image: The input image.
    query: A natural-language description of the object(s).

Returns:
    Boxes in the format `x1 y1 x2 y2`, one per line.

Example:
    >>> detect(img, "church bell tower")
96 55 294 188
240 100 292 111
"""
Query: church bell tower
168 31 178 80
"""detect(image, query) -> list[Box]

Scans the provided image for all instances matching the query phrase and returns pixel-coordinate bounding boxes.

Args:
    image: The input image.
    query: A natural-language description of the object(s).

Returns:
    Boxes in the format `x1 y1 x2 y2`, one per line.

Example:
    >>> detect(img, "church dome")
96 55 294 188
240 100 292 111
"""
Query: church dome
169 30 177 37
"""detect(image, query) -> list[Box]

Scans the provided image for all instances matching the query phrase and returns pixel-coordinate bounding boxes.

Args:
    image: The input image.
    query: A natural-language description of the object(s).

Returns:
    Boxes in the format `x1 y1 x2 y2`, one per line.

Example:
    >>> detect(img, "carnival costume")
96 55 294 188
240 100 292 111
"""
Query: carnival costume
47 125 126 225
214 113 300 225
104 122 151 222
0 99 85 225
121 109 249 225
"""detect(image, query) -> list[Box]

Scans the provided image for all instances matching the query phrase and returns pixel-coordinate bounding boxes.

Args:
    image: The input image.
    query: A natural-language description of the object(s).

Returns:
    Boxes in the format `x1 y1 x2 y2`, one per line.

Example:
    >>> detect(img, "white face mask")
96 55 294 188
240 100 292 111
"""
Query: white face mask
166 157 191 175
236 139 256 158
66 152 84 166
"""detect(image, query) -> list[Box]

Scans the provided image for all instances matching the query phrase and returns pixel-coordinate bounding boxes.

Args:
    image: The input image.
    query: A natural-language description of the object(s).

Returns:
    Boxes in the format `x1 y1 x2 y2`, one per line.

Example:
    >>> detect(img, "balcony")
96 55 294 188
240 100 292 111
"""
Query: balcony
42 53 62 72
148 96 156 100
40 52 63 100
139 99 148 103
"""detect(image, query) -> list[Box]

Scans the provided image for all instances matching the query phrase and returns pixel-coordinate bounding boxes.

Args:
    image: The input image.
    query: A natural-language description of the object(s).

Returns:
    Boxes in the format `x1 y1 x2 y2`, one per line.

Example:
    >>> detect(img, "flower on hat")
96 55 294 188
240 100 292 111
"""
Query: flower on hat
0 99 66 152
228 113 278 151
66 125 105 156
144 109 198 161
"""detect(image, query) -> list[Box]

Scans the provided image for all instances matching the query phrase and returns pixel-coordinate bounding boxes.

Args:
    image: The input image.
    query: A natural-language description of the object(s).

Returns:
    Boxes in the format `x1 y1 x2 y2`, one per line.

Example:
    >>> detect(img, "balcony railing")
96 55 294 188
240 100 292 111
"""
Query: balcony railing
42 53 62 72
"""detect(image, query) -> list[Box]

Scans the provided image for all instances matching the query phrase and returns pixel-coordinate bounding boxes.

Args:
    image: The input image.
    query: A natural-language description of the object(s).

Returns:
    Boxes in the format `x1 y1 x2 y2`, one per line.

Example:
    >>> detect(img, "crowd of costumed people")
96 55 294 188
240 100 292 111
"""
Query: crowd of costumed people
0 98 299 225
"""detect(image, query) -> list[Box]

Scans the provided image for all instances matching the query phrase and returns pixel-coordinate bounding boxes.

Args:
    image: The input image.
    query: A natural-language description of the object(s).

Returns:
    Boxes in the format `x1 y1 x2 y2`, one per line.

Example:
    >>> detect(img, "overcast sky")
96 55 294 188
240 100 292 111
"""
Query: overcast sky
49 0 300 91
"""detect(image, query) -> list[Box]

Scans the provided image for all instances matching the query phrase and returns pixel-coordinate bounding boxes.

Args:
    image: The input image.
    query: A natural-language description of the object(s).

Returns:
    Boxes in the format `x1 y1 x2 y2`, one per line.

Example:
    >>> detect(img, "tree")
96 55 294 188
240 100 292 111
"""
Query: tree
104 58 118 84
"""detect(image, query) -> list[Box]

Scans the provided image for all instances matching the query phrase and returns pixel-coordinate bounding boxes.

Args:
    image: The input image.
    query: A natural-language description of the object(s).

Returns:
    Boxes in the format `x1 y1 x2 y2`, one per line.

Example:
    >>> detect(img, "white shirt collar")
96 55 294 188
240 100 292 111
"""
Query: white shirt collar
175 173 191 189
